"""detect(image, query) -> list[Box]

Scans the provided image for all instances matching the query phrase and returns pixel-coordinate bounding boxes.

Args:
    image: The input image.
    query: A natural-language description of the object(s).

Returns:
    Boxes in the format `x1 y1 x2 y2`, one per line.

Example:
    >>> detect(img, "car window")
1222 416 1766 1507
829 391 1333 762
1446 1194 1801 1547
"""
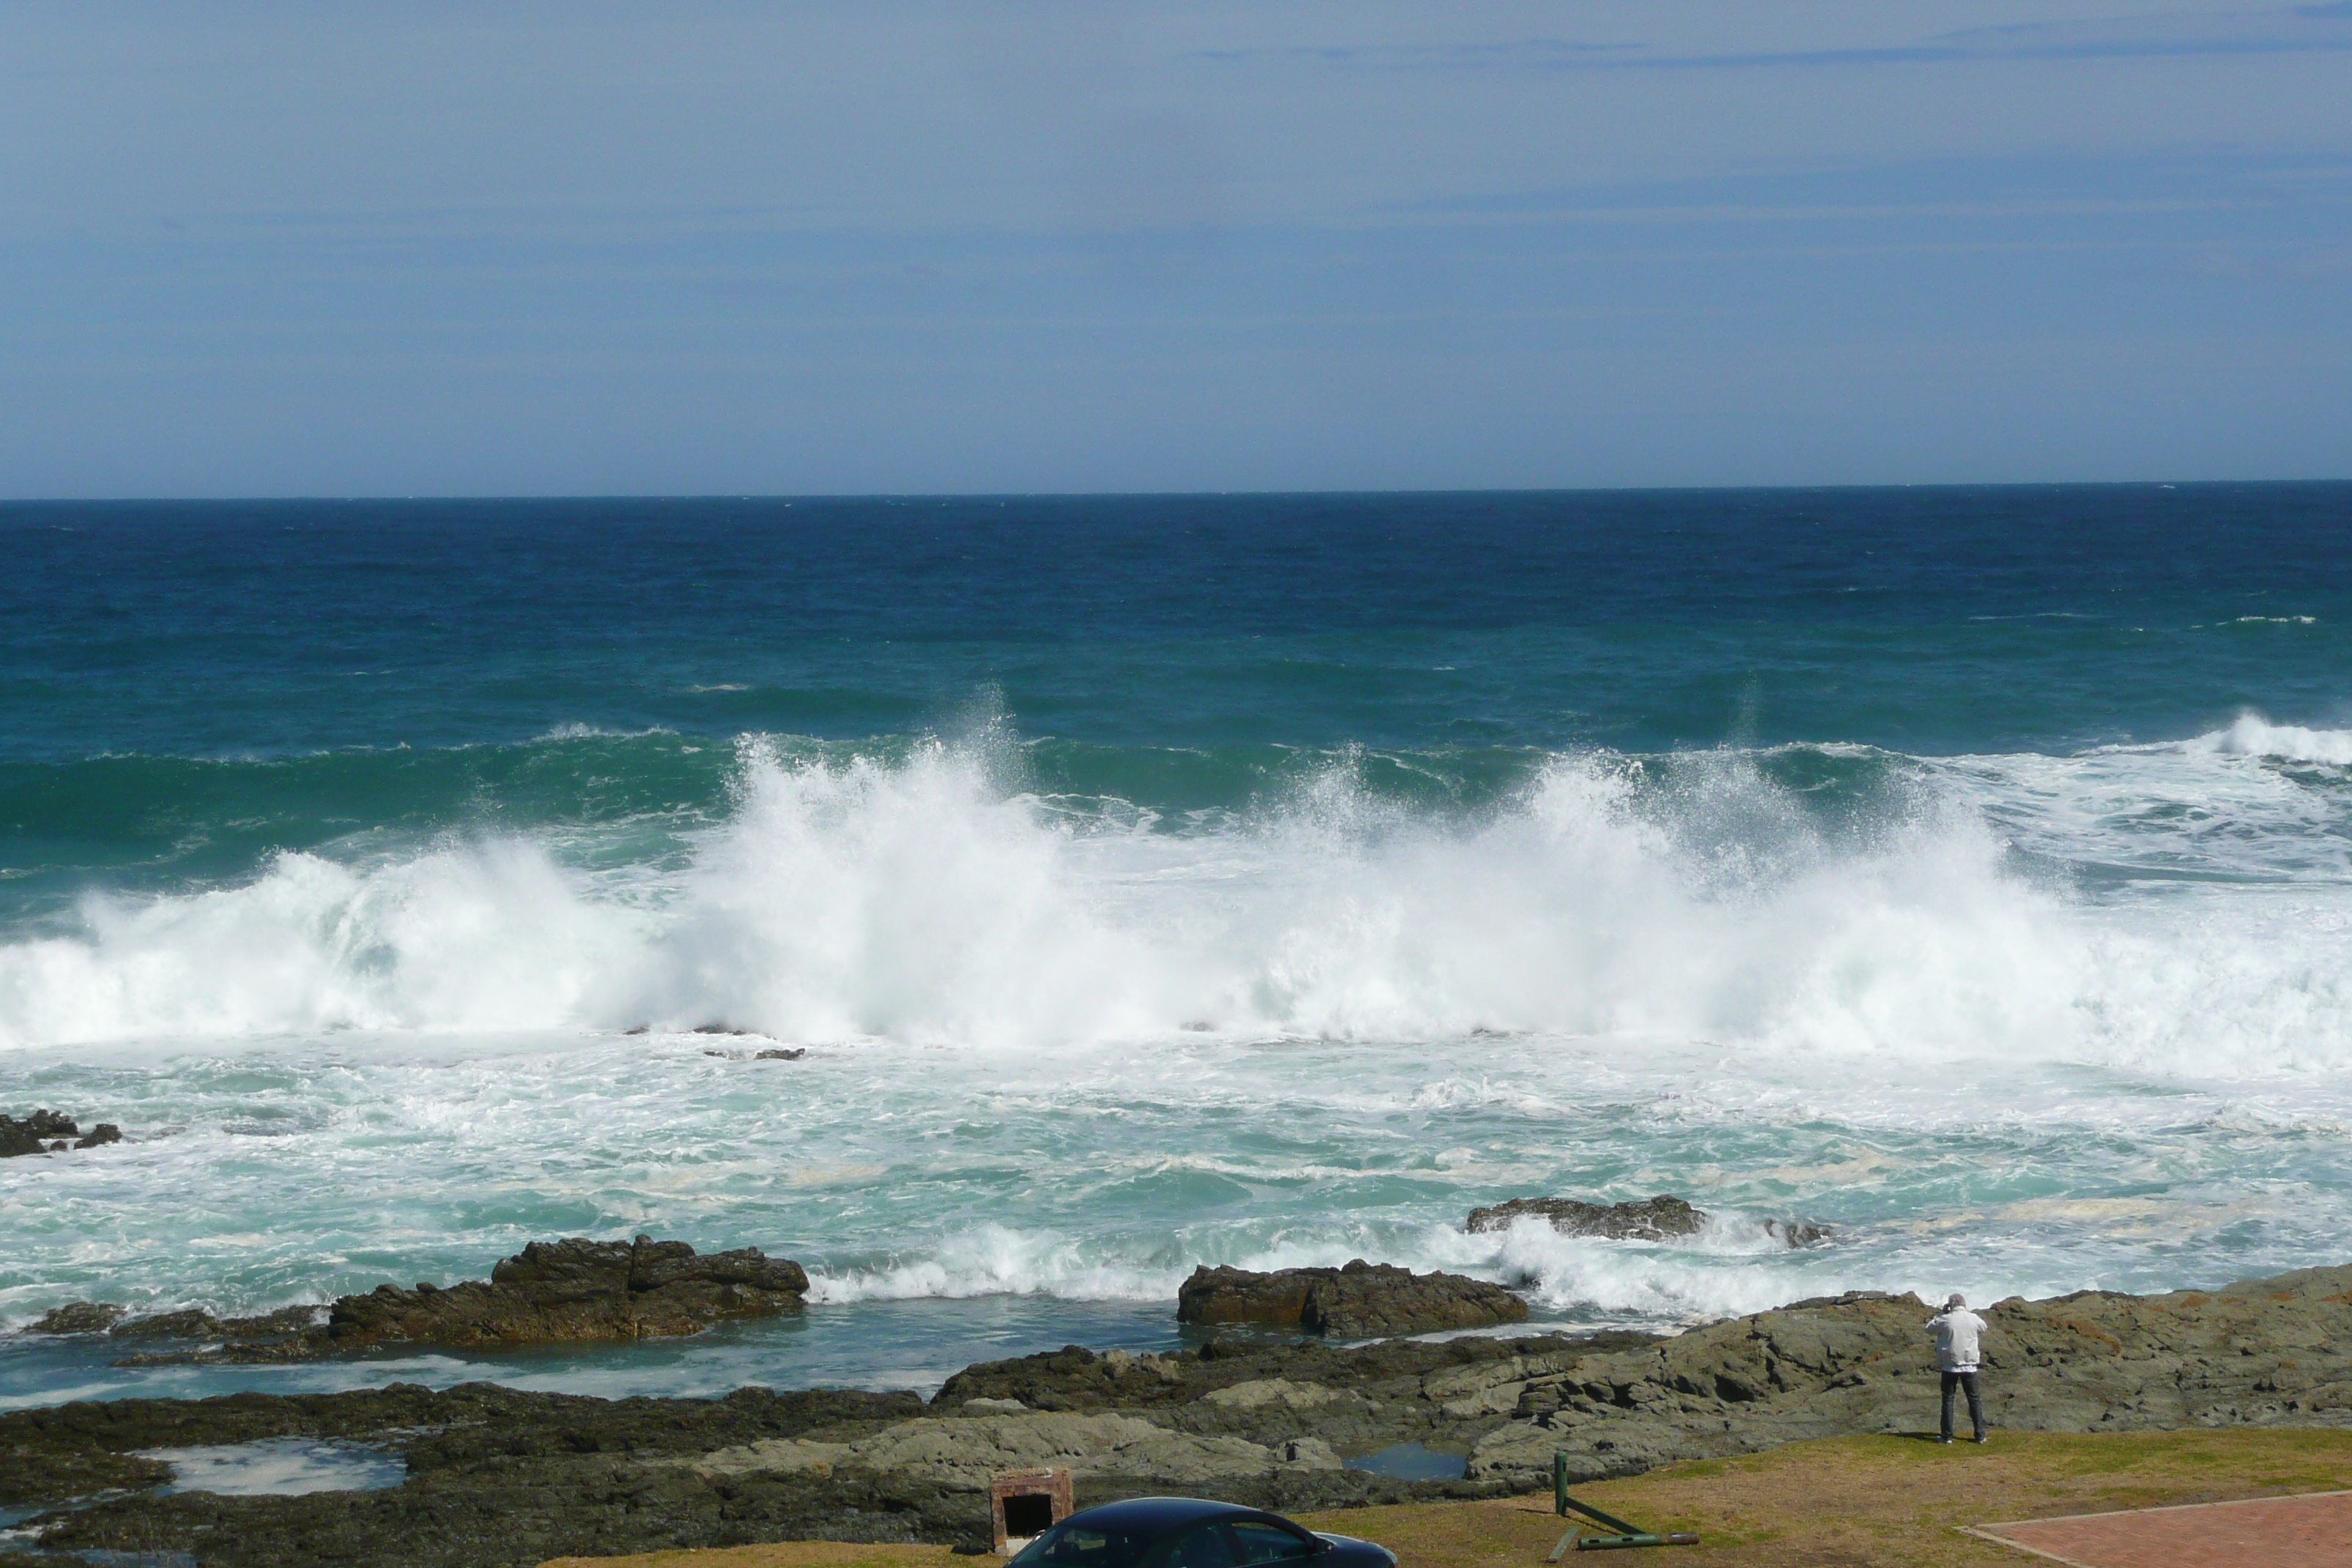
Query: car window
1164 1524 1238 1568
1013 1524 1153 1568
1229 1523 1319 1566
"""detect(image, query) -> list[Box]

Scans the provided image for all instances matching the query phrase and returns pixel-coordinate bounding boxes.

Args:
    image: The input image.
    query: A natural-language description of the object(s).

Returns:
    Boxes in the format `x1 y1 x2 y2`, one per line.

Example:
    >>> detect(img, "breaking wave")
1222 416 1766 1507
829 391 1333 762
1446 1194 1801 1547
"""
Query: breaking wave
2 731 2350 1076
2191 712 2352 766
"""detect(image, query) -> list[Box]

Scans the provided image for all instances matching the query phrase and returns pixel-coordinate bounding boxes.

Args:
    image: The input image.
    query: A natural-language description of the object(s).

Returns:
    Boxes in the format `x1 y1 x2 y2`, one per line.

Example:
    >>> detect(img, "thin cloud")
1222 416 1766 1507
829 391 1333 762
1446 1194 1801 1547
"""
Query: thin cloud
1195 4 2352 73
1192 39 1638 67
1380 151 2352 234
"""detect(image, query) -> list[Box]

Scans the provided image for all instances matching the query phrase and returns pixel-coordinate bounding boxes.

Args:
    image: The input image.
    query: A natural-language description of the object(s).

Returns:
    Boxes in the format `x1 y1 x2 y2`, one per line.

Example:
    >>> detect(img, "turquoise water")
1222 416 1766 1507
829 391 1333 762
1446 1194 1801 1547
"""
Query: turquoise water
3 486 2350 1407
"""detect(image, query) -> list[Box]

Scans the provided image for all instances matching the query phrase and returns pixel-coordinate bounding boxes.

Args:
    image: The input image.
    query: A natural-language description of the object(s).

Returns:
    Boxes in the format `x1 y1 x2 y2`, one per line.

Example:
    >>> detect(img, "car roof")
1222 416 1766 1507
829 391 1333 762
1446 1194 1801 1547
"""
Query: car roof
1059 1498 1270 1532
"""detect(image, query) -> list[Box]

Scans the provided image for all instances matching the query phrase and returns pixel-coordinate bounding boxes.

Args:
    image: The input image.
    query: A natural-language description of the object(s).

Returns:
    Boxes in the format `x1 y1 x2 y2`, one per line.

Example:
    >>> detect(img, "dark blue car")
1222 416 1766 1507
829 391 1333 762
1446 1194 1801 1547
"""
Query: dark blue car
1009 1498 1398 1568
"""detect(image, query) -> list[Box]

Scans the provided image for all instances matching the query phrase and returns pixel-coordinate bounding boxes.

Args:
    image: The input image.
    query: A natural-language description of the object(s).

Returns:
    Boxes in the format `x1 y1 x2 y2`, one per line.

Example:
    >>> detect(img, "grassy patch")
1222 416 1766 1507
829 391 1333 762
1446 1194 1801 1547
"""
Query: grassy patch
1297 1429 2352 1568
540 1429 2352 1568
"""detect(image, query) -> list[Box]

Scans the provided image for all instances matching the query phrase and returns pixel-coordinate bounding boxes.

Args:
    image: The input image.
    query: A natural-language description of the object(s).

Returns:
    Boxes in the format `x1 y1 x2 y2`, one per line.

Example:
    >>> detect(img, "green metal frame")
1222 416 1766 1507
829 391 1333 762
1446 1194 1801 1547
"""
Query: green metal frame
1546 1452 1701 1556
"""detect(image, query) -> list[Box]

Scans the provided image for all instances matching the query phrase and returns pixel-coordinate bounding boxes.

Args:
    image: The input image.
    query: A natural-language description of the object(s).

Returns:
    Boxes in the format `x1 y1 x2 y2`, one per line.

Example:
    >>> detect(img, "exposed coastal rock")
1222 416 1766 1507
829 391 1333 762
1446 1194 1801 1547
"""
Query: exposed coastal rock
674 1409 1348 1487
1199 1378 1362 1412
11 1264 2352 1568
1466 1263 2352 1485
25 1302 128 1335
1 1110 118 1158
1466 1194 1706 1240
1466 1194 1829 1248
15 1237 808 1360
18 1303 323 1360
328 1235 809 1347
1177 1261 1529 1337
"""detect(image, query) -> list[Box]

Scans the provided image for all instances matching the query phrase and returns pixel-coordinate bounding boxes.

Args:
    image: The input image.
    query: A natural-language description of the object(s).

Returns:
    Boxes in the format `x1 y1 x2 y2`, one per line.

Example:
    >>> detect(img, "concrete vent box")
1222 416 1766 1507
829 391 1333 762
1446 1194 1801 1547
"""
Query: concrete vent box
990 1466 1074 1556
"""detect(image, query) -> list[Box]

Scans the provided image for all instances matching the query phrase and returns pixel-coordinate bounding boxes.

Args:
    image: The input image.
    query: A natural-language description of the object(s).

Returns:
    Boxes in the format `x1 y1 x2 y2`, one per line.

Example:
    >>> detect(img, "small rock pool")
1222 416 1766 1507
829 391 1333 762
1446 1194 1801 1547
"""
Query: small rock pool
135 1436 407 1497
1341 1441 1468 1482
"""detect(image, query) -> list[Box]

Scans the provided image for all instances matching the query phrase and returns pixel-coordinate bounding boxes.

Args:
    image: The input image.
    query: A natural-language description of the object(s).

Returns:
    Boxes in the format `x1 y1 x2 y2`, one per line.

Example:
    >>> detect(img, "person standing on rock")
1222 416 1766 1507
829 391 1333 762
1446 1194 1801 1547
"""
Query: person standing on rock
1929 1292 1989 1444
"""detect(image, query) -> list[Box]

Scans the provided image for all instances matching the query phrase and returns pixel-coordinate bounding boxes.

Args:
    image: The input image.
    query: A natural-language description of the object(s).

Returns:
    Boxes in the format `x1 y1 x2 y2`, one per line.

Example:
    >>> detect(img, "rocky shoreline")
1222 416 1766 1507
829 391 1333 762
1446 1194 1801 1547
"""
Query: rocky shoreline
23 1239 1520 1368
9 1180 1823 1371
23 1237 813 1367
6 1261 2352 1568
1176 1261 1528 1337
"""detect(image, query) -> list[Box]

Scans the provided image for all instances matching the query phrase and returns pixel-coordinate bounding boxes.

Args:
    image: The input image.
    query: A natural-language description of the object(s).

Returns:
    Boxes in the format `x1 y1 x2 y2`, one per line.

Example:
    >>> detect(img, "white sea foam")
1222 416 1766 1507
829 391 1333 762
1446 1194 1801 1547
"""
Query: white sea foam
4 734 2351 1077
0 726 2346 1361
142 1436 405 1496
2191 712 2352 766
796 1211 1887 1327
807 1224 1187 1305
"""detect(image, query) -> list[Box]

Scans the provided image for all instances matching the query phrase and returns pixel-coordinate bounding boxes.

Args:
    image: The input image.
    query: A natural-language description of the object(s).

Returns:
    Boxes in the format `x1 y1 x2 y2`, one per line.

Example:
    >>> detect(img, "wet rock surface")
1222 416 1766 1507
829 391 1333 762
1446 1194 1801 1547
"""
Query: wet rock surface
328 1236 810 1349
1466 1194 1830 1248
1176 1260 1530 1337
18 1237 810 1365
25 1302 129 1335
19 1301 329 1365
1 1111 118 1158
6 1263 2351 1567
1466 1194 1708 1241
1 1333 1637 1567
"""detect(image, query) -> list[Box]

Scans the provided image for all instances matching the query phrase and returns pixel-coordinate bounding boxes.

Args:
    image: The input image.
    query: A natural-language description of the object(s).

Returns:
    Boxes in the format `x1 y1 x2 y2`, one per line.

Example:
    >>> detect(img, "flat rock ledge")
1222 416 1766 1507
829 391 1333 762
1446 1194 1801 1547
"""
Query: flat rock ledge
1460 1262 2352 1485
21 1235 809 1360
1177 1260 1529 1337
1466 1194 1828 1248
673 1409 1346 1488
10 1263 2352 1568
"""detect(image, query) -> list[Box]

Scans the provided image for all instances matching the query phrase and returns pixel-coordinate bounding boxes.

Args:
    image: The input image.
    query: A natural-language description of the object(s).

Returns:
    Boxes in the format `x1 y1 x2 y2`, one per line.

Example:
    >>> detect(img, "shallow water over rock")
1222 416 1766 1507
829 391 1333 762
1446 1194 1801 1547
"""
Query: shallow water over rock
1342 1441 1469 1481
137 1436 405 1497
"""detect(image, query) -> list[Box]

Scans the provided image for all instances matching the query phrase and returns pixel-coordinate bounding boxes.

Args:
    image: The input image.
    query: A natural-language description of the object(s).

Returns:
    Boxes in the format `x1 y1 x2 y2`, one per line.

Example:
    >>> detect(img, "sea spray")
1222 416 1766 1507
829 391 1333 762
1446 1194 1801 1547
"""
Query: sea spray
6 489 2350 1411
4 733 2351 1073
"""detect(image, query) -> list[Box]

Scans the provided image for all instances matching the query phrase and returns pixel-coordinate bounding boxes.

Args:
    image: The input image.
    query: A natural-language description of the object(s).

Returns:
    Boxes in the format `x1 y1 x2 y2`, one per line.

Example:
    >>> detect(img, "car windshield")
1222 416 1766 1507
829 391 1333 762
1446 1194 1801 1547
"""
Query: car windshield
1010 1523 1158 1568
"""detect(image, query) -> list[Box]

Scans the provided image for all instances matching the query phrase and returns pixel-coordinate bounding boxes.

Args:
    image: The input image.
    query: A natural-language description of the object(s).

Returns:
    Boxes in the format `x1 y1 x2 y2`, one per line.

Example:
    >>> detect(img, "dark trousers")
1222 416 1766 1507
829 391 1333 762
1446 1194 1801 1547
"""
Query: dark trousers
1941 1370 1985 1440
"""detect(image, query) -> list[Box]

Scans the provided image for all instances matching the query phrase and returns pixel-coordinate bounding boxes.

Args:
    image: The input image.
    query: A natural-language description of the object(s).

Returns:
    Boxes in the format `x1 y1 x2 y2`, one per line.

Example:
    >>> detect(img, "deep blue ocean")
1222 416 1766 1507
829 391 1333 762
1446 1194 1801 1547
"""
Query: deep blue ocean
4 484 2350 1409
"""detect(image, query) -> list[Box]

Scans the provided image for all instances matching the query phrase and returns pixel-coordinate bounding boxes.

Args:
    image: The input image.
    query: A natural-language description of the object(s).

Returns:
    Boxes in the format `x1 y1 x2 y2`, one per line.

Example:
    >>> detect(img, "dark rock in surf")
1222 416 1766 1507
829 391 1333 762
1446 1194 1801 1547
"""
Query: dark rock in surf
755 1047 806 1060
1 1109 88 1158
1466 1194 1829 1248
20 1239 807 1360
17 1299 327 1369
327 1234 810 1348
26 1301 127 1335
1177 1260 1528 1338
1467 1195 1706 1241
107 1308 228 1339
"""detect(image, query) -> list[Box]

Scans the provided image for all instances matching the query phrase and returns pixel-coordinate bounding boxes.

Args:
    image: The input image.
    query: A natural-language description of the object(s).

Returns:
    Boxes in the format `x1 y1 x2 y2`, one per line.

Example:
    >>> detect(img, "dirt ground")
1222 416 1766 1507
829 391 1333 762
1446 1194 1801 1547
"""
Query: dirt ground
538 1428 2352 1568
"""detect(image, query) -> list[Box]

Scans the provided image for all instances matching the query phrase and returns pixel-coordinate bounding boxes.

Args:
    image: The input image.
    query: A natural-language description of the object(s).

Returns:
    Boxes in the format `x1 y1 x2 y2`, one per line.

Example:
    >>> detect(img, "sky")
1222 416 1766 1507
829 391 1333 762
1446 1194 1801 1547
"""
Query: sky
2 1 2349 496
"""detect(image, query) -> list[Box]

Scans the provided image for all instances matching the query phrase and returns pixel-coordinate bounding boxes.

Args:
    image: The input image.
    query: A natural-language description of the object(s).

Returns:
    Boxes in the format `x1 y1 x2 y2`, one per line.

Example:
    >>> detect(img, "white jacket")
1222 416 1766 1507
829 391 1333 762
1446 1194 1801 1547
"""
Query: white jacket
1929 1308 1987 1372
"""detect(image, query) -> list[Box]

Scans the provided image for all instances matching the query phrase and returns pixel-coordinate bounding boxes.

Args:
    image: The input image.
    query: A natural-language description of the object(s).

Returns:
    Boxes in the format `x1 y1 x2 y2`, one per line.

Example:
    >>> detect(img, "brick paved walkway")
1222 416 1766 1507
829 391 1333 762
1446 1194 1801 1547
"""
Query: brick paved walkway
1969 1489 2352 1567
